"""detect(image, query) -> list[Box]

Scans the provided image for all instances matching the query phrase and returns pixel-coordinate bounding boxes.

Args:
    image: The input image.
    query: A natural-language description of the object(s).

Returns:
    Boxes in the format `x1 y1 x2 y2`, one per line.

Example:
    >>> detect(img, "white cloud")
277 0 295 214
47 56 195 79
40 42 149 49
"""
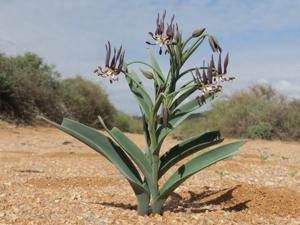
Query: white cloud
275 80 300 99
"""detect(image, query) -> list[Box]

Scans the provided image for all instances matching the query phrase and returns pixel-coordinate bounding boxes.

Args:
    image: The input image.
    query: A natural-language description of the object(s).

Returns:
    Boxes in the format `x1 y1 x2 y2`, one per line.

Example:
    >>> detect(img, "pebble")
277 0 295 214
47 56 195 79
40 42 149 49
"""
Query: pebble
1 127 300 224
265 181 274 186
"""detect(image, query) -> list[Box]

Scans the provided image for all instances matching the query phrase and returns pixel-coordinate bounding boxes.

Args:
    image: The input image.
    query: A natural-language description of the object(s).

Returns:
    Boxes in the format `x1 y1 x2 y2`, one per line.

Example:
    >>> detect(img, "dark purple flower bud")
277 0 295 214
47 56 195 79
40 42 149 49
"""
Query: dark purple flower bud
162 107 169 128
115 46 123 62
110 48 116 68
218 54 222 74
155 13 160 35
116 51 125 74
166 15 175 38
195 67 201 78
105 41 111 67
224 53 229 74
192 68 202 88
202 60 206 77
207 62 213 84
211 55 215 69
208 35 222 53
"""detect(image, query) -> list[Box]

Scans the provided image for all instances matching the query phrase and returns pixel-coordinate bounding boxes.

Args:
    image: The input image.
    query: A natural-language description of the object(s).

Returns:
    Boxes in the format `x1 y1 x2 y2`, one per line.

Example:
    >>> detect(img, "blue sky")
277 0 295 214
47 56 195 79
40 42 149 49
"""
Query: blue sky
0 0 299 115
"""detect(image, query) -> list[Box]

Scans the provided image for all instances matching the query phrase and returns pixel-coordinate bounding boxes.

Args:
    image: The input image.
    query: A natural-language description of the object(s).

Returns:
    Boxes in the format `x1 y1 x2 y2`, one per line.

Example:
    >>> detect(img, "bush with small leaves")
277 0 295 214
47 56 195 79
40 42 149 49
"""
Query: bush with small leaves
247 122 273 139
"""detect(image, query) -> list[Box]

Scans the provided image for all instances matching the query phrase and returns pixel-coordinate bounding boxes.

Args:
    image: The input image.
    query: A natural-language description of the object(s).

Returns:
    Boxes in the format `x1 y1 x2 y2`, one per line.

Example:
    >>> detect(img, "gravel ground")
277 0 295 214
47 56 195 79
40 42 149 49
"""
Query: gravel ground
0 120 300 225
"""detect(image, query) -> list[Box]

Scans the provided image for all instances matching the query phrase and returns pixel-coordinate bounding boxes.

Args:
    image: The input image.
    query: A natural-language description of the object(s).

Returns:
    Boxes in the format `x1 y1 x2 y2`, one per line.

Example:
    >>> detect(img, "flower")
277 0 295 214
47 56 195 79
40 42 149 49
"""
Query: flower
208 35 222 53
94 41 125 83
146 10 175 55
192 53 235 95
214 53 235 82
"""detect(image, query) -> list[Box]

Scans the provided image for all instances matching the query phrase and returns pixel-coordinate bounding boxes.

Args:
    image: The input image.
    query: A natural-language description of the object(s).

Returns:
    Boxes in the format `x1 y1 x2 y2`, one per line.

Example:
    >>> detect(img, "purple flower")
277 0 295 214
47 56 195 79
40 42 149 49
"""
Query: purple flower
146 10 175 55
94 41 125 83
208 35 222 53
192 53 235 95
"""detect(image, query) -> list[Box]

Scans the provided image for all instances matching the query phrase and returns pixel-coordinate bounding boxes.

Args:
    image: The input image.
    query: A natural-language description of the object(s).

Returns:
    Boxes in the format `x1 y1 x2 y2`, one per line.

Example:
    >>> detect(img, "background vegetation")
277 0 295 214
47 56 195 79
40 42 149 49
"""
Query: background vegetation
0 52 299 140
0 52 142 132
172 84 300 141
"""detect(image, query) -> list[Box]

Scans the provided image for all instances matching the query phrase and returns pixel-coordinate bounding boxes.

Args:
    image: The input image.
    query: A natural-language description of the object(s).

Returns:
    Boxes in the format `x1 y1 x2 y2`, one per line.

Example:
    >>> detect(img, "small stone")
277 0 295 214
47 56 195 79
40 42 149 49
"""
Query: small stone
77 216 83 220
4 182 12 186
70 193 81 200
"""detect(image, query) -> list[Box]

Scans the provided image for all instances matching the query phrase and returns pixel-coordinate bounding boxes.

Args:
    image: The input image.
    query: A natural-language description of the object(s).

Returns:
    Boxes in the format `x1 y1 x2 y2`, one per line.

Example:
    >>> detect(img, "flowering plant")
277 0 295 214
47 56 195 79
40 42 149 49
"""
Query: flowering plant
41 10 243 215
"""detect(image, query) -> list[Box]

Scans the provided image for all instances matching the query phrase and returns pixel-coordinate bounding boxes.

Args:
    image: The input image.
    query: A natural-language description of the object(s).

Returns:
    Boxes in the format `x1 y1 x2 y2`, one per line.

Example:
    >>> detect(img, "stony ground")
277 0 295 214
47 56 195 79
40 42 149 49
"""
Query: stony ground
0 120 300 225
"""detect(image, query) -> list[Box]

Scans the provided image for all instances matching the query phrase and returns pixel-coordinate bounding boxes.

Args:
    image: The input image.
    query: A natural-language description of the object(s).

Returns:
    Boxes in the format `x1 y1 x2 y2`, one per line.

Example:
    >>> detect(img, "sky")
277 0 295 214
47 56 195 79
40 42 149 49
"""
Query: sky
0 0 299 115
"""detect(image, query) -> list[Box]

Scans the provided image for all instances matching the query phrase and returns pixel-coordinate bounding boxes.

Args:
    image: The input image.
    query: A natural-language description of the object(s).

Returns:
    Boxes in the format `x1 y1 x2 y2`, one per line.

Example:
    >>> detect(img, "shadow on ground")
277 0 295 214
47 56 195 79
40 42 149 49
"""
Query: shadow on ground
87 185 250 214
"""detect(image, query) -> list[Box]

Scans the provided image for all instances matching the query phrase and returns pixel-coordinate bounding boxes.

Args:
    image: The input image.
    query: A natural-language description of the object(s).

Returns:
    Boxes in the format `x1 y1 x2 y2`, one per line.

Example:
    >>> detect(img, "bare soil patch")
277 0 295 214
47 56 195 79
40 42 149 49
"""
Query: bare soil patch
0 120 299 224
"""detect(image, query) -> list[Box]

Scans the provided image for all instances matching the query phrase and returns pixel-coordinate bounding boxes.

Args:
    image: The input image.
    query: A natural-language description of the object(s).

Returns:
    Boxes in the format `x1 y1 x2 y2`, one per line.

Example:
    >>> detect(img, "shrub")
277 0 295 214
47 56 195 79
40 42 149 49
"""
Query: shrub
0 52 64 123
61 76 116 128
173 84 300 141
112 112 143 133
247 122 273 139
0 52 144 132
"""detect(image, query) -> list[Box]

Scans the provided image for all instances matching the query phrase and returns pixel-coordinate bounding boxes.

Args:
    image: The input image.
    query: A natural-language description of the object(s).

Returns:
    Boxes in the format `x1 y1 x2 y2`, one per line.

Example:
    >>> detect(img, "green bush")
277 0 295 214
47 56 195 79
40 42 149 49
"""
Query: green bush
0 52 141 132
0 72 11 94
112 112 143 133
62 77 144 132
62 76 116 128
247 122 272 139
0 52 64 123
173 84 300 141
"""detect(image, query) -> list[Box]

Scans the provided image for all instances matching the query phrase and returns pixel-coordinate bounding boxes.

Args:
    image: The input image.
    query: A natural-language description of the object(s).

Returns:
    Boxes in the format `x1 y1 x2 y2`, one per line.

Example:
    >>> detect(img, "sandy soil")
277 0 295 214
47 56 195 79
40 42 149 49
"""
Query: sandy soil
0 120 300 225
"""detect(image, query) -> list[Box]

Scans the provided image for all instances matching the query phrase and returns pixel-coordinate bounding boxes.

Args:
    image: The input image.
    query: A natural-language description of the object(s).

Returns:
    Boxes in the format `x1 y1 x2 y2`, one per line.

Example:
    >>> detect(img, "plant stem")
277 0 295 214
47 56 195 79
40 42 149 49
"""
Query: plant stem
151 198 165 214
136 191 150 215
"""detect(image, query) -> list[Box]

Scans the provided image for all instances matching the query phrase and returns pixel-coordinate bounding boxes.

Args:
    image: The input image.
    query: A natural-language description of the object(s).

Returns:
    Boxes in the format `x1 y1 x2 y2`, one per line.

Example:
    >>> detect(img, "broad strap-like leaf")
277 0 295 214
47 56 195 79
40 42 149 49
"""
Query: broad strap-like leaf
111 127 153 179
147 49 165 84
125 71 153 121
97 115 152 182
157 95 214 145
158 131 223 179
169 86 197 112
157 140 245 200
41 117 147 194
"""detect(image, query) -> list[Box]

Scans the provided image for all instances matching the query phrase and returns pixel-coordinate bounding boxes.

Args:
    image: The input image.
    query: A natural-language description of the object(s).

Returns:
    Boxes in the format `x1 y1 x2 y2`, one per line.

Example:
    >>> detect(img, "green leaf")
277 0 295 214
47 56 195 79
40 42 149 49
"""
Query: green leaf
174 46 183 67
125 71 153 121
97 115 152 182
158 140 245 200
169 86 197 111
110 127 153 181
158 131 223 179
183 36 206 63
147 49 165 84
41 117 147 194
157 95 214 145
